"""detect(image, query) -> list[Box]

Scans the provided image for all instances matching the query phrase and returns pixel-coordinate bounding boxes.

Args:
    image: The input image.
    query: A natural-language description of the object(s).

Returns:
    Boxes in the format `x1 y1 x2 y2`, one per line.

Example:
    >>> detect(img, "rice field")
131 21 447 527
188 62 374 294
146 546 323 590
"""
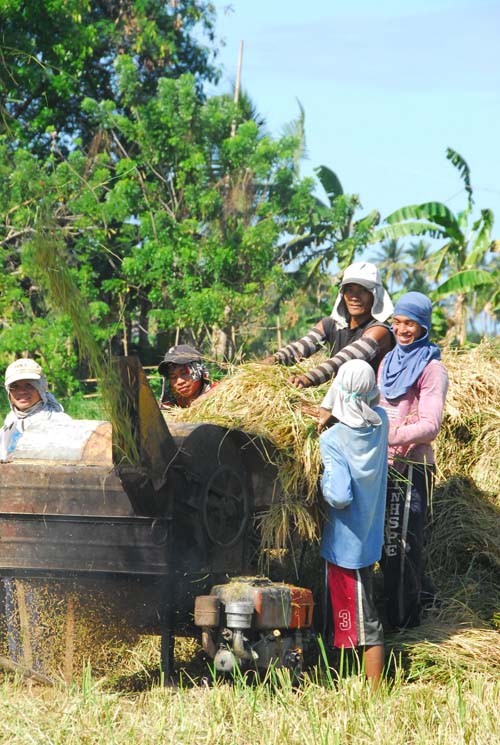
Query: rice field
0 341 499 743
1 665 498 744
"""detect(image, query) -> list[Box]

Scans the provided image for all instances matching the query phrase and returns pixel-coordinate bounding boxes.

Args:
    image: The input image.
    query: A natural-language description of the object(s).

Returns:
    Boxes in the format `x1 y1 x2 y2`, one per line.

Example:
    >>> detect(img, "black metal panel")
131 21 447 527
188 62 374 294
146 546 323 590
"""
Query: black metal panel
0 514 169 575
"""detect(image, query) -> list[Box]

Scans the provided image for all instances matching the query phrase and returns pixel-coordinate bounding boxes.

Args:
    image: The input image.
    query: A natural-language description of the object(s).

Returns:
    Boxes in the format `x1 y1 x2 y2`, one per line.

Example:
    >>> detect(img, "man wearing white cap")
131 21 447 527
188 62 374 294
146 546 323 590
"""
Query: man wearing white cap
0 358 71 461
260 261 394 388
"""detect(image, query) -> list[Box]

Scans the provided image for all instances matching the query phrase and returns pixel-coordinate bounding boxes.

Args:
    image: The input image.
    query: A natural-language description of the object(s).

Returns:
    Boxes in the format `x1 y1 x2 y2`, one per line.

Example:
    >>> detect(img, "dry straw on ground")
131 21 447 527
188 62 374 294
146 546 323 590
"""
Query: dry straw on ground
438 341 500 498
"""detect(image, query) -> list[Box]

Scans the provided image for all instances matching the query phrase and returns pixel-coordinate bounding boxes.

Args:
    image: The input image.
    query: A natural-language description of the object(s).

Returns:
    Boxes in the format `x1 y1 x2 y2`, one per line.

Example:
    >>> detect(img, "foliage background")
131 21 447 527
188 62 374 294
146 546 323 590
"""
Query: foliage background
0 0 498 397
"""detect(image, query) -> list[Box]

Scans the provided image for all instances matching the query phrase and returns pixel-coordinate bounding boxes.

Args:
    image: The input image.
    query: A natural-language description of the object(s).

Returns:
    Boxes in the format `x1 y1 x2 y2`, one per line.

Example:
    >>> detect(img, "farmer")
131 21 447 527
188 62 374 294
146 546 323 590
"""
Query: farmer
378 291 449 628
158 344 216 409
0 359 72 670
260 261 394 388
0 358 71 461
318 359 389 688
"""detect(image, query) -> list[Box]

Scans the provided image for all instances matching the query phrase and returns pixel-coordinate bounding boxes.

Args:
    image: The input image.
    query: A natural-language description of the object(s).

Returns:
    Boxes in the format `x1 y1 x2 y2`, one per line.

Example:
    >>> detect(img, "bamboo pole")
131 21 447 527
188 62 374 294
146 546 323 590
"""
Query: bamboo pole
276 315 282 349
0 654 54 686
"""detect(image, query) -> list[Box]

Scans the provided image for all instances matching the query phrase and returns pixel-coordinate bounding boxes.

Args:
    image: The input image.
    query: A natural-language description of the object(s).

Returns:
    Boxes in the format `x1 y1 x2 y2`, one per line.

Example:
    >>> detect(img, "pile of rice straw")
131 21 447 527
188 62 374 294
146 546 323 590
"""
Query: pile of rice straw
170 343 500 559
438 341 500 497
391 623 500 683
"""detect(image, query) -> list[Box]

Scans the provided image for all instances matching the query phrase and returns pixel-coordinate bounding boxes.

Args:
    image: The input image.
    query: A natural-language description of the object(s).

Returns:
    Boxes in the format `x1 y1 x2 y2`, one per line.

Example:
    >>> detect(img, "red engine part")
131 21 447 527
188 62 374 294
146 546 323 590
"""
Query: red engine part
204 577 314 630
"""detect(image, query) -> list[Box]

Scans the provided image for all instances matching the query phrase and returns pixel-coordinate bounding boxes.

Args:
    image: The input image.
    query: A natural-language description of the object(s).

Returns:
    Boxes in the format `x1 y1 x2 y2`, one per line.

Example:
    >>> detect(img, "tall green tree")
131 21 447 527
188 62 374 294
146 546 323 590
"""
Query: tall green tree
375 149 498 344
0 0 218 151
0 70 321 379
0 1 371 387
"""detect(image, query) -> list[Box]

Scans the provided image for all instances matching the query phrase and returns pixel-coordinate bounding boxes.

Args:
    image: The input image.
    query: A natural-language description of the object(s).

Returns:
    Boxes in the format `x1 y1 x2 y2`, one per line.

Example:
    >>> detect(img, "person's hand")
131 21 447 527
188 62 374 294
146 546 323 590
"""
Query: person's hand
258 355 276 366
301 403 320 419
317 407 333 434
288 374 312 389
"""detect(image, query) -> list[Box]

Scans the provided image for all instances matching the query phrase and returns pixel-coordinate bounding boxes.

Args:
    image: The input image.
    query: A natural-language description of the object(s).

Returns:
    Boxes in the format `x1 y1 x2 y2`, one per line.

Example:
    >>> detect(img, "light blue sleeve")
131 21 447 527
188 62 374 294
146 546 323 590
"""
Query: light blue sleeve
320 436 353 510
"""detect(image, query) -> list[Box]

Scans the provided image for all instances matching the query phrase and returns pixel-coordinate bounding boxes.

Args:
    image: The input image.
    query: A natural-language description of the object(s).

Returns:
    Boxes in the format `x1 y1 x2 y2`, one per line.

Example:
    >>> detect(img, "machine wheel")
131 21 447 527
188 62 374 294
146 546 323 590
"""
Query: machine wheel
201 465 250 547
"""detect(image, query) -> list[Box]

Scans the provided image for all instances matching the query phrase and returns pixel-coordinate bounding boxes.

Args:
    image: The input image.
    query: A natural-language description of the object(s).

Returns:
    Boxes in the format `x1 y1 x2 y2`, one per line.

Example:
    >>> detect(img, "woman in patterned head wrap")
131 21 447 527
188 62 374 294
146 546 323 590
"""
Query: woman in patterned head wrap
158 344 216 409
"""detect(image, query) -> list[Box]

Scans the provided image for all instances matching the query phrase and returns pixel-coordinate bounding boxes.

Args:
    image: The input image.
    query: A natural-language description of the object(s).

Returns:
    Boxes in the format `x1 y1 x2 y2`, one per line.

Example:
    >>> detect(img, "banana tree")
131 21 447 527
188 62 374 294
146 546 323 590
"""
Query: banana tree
280 164 380 284
373 149 498 344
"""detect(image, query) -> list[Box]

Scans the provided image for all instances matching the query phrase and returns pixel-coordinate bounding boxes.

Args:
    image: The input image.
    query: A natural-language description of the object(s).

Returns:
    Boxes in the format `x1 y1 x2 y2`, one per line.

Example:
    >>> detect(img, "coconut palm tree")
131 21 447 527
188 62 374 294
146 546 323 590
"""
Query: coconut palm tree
405 240 434 294
372 239 408 293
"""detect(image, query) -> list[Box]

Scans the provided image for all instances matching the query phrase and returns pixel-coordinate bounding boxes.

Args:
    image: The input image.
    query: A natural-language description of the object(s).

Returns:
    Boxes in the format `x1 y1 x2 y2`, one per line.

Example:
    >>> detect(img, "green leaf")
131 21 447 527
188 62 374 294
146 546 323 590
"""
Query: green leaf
314 165 344 199
354 209 380 232
446 148 473 207
372 222 446 242
433 269 494 297
465 209 495 268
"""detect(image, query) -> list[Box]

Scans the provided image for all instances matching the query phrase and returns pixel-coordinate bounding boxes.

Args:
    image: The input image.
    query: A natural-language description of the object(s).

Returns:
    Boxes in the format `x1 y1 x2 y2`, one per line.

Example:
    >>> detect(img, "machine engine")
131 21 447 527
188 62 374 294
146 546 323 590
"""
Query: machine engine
194 577 314 674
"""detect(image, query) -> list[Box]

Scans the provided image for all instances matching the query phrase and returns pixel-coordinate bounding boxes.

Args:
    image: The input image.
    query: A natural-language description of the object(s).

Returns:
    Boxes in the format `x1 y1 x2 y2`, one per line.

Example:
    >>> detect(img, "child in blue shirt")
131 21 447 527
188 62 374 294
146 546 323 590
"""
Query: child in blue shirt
318 359 389 687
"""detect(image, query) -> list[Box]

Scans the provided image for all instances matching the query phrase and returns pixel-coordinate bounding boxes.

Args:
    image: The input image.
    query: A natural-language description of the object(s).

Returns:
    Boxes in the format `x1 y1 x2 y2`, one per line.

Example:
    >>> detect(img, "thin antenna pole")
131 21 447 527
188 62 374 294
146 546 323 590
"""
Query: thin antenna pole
230 41 244 137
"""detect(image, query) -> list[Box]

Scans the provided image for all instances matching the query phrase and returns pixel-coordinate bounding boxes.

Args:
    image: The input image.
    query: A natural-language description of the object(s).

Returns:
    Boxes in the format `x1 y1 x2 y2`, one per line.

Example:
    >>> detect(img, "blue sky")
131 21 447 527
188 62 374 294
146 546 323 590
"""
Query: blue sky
209 0 500 232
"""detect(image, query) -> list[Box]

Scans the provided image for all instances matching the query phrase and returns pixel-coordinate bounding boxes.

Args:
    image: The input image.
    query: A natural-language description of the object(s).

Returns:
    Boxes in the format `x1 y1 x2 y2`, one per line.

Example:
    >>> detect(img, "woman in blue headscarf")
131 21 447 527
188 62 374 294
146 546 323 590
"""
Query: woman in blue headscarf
378 292 449 628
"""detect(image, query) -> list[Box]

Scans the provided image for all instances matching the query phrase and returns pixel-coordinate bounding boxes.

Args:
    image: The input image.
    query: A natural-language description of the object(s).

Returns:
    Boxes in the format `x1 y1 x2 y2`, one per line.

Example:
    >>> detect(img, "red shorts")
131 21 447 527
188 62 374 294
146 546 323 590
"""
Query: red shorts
327 563 383 648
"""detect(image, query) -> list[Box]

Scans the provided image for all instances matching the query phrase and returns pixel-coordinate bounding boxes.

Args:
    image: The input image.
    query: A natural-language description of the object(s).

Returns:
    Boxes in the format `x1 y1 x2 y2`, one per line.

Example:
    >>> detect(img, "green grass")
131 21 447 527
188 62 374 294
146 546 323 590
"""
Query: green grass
0 660 498 744
58 395 107 420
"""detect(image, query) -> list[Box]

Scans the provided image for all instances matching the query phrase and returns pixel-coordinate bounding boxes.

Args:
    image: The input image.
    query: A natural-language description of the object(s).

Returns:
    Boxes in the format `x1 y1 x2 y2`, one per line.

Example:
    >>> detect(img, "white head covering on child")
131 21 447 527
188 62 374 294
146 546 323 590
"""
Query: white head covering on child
321 359 382 428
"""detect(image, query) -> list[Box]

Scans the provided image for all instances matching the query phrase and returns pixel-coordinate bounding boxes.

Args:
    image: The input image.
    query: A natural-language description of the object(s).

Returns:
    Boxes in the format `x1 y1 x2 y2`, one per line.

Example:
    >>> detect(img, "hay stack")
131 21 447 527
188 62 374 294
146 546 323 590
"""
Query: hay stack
391 623 500 683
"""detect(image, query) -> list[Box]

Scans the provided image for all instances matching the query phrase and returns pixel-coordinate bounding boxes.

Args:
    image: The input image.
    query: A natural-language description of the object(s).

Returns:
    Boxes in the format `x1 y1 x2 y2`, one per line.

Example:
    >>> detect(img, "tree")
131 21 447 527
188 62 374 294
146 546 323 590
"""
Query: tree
0 2 381 386
371 239 407 293
404 240 434 294
0 66 323 378
278 165 380 293
0 0 218 151
375 149 498 344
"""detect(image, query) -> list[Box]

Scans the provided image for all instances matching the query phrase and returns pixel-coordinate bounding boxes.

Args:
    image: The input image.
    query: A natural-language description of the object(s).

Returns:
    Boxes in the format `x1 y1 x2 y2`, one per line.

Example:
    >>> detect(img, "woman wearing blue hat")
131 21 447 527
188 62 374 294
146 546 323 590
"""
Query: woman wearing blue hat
378 292 449 628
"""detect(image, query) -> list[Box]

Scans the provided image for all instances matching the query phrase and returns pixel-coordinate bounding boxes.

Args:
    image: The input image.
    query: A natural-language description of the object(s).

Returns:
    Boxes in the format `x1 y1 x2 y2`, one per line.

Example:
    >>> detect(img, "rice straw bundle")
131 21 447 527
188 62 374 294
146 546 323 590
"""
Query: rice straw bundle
438 340 500 498
427 477 500 580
